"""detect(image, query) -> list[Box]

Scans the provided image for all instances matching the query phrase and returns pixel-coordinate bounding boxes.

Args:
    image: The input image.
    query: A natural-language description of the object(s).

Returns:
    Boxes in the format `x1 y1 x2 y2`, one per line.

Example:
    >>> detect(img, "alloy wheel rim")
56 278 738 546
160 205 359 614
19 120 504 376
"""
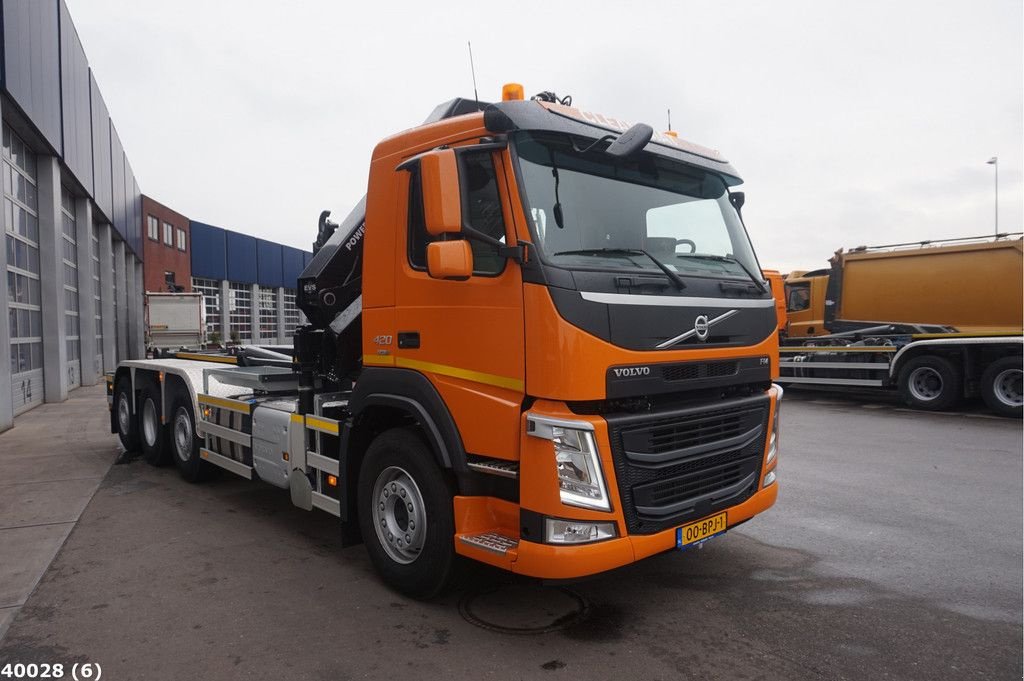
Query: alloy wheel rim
142 398 158 447
173 407 193 462
371 466 427 564
909 367 943 402
993 369 1023 408
117 394 131 434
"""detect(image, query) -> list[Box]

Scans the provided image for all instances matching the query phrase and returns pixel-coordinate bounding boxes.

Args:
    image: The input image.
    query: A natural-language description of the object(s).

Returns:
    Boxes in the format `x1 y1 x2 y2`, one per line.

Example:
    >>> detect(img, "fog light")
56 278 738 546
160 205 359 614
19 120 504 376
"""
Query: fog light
545 518 616 544
763 470 777 487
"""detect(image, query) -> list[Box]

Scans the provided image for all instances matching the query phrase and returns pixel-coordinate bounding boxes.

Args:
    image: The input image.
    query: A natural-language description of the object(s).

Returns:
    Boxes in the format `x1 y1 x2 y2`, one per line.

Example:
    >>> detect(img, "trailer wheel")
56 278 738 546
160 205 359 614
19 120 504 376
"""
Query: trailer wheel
170 392 215 482
980 357 1023 417
139 384 171 466
357 427 457 599
898 355 962 411
114 376 139 452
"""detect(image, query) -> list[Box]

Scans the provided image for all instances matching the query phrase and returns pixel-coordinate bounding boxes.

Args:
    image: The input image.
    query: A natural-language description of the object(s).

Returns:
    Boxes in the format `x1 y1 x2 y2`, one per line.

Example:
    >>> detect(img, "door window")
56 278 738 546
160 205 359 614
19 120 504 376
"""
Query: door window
406 152 508 276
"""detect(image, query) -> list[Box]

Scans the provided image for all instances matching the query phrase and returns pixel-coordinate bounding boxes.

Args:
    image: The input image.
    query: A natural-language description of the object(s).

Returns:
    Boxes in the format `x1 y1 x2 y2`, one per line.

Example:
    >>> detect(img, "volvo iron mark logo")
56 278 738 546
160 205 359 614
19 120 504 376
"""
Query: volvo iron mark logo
693 315 710 341
655 309 740 349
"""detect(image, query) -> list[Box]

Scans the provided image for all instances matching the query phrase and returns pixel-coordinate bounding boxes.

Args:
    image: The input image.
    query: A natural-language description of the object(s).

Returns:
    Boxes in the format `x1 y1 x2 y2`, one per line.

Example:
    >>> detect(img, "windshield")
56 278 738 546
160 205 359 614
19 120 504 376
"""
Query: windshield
514 132 762 281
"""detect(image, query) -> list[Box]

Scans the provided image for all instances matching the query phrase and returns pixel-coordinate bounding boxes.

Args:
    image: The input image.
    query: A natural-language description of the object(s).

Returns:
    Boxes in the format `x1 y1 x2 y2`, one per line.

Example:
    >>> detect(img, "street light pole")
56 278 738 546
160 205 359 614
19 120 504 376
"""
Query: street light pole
986 156 998 235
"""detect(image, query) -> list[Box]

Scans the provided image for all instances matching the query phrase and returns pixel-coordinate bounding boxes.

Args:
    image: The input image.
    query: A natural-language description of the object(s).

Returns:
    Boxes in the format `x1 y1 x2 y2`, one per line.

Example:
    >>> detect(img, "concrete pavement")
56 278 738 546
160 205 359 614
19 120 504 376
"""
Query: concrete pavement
0 385 117 640
0 388 1020 679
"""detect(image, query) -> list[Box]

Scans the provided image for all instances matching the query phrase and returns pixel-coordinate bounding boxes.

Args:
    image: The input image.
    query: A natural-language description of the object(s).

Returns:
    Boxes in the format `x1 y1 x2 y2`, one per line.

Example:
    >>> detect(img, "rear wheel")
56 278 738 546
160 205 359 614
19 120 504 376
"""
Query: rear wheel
357 427 457 599
114 376 139 452
170 392 214 482
980 357 1023 417
139 383 171 466
898 355 962 411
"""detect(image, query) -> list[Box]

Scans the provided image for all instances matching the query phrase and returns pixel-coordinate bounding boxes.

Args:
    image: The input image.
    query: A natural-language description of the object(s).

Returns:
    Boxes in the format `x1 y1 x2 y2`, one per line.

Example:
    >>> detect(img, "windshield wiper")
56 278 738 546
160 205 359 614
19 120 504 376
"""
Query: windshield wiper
553 248 686 290
676 254 767 293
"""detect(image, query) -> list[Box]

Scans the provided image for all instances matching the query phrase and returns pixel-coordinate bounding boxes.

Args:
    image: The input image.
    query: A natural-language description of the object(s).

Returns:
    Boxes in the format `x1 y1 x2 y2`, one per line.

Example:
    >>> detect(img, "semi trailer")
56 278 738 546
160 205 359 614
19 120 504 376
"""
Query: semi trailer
779 235 1023 416
107 87 783 597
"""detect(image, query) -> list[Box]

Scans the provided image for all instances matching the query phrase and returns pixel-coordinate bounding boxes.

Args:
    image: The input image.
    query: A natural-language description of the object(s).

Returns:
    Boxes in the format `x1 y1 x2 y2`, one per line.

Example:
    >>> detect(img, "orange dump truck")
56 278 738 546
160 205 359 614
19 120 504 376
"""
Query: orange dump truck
785 236 1023 337
107 87 782 597
779 235 1023 416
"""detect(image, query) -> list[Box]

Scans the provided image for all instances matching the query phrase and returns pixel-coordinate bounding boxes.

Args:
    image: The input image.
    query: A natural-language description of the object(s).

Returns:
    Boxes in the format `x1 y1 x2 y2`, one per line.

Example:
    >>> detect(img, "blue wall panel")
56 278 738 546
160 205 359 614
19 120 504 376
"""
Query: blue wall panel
1 0 62 153
58 0 92 192
256 239 283 287
225 231 257 284
89 71 112 221
281 247 305 290
190 222 227 279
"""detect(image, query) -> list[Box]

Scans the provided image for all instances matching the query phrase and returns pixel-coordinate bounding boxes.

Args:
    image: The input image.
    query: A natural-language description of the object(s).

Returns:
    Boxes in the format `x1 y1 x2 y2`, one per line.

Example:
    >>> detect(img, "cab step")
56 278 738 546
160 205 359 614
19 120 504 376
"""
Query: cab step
466 458 519 479
458 532 519 555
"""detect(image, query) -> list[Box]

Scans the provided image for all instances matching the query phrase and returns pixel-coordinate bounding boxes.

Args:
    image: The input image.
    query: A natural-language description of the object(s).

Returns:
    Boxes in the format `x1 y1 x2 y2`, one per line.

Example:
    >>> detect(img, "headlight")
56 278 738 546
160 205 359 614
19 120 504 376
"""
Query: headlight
528 416 611 511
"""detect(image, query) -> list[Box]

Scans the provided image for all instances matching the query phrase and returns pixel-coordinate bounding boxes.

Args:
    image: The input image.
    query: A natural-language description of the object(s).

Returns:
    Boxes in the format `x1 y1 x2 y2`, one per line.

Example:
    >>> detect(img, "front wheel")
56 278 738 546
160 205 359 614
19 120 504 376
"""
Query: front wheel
898 355 962 411
357 428 457 599
980 356 1023 417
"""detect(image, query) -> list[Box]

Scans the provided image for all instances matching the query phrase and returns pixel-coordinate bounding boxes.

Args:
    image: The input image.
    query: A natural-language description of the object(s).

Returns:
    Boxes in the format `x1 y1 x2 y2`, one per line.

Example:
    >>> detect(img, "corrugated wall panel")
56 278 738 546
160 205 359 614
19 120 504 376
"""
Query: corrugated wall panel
281 247 306 289
256 239 283 287
109 122 126 240
225 231 257 284
123 155 140 256
189 221 227 279
1 0 62 153
89 71 112 221
58 0 92 191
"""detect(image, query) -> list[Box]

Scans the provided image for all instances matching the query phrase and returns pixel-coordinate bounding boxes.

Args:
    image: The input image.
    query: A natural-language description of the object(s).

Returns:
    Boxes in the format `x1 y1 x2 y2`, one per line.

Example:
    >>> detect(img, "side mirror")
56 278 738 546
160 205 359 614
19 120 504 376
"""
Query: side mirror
605 123 653 159
420 149 462 236
729 191 745 215
427 240 473 280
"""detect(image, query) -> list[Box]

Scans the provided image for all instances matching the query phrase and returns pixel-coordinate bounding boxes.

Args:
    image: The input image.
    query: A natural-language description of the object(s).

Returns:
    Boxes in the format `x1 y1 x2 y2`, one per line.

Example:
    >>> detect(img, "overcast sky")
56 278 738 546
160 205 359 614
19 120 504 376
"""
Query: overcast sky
66 0 1022 271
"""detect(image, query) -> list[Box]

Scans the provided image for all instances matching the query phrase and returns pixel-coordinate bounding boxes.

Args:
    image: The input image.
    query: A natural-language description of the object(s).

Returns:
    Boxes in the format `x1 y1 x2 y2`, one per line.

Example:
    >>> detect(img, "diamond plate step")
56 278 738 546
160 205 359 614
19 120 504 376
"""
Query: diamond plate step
459 532 519 555
467 459 519 479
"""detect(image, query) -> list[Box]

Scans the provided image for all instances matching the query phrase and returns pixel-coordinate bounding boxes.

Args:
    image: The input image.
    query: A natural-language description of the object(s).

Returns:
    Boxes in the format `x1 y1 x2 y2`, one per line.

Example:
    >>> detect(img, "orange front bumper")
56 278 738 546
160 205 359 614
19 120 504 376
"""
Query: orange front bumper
511 482 778 579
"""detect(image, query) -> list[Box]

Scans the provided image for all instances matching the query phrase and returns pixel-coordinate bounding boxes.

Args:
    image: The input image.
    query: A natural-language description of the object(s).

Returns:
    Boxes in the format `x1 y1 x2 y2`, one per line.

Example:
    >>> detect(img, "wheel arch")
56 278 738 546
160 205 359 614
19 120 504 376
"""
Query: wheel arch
337 368 467 545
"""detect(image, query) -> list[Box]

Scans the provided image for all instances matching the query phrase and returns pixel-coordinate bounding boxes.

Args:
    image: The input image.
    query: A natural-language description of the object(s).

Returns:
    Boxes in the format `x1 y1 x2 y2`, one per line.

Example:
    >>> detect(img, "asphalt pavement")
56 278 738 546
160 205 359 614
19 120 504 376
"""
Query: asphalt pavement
0 389 1020 680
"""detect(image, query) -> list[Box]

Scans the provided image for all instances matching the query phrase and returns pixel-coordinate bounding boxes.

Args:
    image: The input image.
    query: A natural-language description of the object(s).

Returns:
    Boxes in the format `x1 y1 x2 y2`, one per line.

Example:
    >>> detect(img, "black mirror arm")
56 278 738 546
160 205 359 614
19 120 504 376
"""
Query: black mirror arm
461 224 530 264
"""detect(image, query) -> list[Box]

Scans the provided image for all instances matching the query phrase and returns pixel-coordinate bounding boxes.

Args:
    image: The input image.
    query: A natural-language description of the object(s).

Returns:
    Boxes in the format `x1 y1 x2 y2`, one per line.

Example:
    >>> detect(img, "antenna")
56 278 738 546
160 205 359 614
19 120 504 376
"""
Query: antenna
667 108 672 132
467 41 479 106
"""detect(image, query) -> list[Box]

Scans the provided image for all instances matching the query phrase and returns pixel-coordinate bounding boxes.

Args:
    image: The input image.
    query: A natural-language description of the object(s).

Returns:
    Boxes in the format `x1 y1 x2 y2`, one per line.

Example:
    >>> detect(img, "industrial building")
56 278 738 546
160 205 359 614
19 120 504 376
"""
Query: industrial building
142 195 311 346
0 1 310 432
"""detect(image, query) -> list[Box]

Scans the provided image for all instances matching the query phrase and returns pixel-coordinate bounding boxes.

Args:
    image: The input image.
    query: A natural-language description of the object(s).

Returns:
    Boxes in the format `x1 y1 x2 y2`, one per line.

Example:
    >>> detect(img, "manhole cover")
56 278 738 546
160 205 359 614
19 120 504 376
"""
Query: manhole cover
459 584 589 635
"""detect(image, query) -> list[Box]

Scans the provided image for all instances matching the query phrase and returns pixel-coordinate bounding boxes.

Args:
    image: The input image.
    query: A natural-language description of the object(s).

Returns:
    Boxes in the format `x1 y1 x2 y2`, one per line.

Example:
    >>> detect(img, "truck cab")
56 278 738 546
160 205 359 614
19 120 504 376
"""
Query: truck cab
327 96 781 587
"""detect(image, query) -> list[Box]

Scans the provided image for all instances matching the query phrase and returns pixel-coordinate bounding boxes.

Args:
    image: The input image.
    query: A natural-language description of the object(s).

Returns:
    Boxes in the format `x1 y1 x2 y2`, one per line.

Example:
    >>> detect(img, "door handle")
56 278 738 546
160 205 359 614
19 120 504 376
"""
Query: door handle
398 332 420 349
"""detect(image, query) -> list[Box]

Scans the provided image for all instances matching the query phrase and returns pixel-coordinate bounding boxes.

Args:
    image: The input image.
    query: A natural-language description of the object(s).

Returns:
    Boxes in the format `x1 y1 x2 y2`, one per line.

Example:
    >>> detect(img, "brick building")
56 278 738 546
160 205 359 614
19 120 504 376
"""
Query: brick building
142 195 191 293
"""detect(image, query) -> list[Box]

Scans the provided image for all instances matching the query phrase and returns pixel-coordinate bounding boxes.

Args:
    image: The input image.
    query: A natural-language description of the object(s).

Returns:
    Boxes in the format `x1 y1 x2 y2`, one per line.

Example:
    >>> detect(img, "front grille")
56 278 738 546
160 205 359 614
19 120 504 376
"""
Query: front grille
661 360 739 382
606 394 769 534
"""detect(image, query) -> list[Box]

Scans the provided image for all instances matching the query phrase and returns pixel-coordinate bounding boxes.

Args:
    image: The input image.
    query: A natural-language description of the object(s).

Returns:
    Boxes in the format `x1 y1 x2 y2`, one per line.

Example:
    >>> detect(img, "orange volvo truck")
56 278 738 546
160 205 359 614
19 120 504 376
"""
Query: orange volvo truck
108 87 782 597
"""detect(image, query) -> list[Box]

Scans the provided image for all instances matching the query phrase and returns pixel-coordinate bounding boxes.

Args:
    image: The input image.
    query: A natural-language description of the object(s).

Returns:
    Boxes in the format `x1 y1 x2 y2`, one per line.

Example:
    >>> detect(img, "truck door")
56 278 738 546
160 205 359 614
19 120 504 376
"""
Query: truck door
393 150 525 460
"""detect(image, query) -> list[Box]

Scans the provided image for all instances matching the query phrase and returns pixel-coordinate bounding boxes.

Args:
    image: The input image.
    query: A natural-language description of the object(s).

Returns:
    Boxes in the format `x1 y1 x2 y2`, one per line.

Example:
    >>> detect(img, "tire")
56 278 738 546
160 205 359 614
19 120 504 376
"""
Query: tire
357 427 457 599
139 383 171 466
980 356 1023 418
897 355 962 411
114 376 139 452
169 391 215 482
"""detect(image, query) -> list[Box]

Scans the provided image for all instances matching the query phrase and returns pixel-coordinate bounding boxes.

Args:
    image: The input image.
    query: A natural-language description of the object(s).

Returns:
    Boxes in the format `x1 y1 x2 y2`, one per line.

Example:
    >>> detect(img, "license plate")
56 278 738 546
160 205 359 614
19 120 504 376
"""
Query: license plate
676 512 727 549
